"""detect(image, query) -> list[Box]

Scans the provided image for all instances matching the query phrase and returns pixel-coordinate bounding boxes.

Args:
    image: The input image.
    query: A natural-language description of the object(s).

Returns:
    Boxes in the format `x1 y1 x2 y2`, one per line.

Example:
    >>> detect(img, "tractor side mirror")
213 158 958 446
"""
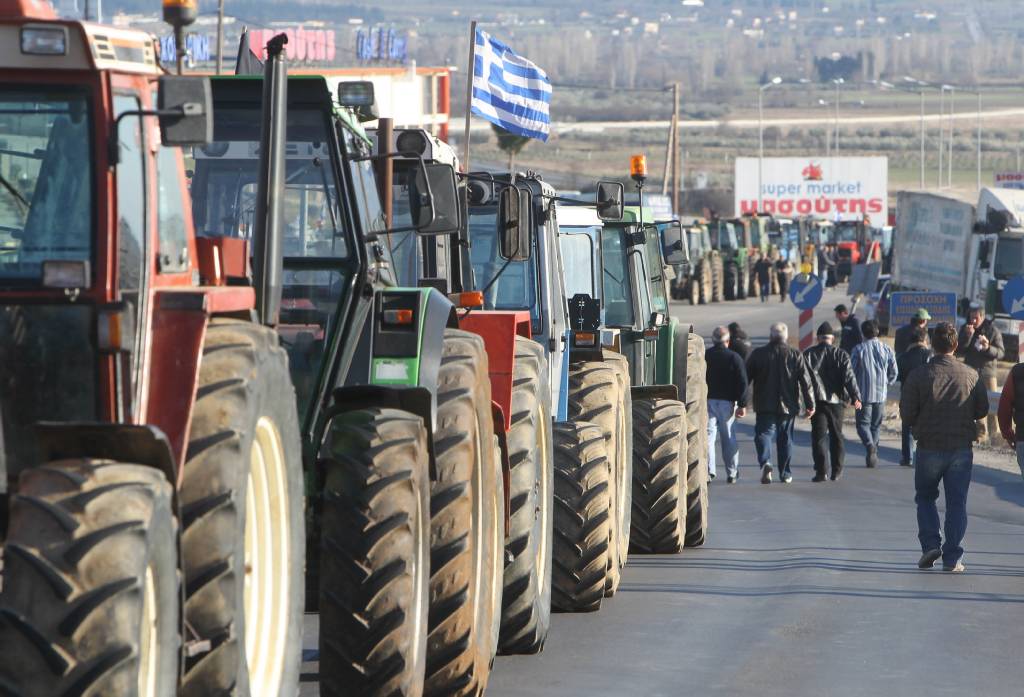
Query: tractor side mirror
157 76 213 146
417 163 460 235
649 311 667 328
498 186 531 261
660 220 687 265
596 181 624 221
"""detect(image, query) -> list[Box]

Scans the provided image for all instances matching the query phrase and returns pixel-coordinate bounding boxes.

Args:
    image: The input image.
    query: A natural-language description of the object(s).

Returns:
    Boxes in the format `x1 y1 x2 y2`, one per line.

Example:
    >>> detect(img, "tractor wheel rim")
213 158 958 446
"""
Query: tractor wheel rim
244 416 291 697
535 408 550 598
138 565 158 697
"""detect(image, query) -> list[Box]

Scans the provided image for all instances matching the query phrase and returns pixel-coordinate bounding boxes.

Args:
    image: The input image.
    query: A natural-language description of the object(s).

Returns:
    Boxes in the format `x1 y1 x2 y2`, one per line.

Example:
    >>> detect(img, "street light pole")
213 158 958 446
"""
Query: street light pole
758 77 782 213
948 87 955 188
834 79 843 153
919 89 925 189
938 86 947 188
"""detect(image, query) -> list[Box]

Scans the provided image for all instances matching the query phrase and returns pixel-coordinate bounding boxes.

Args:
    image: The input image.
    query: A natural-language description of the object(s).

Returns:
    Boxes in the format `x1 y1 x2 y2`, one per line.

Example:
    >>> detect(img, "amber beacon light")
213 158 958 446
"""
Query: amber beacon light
630 154 648 183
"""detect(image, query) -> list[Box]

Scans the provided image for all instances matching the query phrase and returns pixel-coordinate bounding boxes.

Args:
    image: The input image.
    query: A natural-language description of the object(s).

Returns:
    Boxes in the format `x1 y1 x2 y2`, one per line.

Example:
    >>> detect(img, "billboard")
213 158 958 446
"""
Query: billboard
735 157 888 224
995 172 1024 190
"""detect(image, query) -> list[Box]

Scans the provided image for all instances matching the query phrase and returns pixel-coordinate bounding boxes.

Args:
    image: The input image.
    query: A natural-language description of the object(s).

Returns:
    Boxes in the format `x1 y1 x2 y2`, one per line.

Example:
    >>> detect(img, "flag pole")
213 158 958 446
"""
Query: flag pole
462 20 477 173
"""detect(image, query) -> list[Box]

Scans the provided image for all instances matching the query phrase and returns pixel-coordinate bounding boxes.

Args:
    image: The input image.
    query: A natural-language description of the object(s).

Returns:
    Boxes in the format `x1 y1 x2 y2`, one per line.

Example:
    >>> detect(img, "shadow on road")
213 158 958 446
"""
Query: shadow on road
616 582 1024 603
625 554 1024 577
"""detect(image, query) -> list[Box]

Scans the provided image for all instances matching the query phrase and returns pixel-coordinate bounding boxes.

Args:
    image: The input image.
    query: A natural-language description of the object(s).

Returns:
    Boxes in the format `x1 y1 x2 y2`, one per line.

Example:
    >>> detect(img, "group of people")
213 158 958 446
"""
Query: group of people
705 304 999 572
753 255 794 303
705 305 897 485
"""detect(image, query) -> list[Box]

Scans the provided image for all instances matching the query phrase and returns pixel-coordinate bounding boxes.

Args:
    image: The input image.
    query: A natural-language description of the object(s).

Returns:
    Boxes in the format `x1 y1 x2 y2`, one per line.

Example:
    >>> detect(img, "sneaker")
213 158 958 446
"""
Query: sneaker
812 473 827 482
761 465 773 484
899 460 913 468
866 446 878 468
943 560 966 573
709 472 717 481
726 475 737 484
782 473 793 484
830 468 843 481
918 549 942 569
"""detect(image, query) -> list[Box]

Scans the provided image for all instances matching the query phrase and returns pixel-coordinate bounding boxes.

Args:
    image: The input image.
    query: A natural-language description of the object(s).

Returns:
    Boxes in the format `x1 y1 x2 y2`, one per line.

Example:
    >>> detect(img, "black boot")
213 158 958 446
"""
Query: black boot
866 446 878 468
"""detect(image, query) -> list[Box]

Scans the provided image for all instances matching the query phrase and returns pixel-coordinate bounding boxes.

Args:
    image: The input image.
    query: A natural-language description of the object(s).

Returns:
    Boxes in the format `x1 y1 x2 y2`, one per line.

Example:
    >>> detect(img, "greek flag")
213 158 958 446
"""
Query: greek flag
471 29 552 142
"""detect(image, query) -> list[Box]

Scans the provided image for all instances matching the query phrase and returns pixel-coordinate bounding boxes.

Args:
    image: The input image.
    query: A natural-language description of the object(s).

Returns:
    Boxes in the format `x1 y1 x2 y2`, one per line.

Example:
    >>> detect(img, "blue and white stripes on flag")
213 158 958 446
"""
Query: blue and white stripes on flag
471 29 552 142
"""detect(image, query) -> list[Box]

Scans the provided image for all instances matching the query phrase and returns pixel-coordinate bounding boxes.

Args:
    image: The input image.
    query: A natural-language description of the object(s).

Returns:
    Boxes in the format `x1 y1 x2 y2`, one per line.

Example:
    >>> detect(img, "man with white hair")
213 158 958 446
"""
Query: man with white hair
746 322 816 484
706 325 749 483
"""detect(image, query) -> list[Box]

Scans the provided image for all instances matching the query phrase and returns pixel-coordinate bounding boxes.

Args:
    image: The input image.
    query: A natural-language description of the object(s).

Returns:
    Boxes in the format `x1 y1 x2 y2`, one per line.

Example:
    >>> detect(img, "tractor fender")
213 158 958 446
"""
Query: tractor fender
33 422 177 488
327 385 438 480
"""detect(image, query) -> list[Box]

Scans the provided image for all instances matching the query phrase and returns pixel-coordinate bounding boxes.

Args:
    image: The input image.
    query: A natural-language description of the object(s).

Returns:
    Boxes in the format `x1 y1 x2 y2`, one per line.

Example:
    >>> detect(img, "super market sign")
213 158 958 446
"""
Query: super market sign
734 156 888 223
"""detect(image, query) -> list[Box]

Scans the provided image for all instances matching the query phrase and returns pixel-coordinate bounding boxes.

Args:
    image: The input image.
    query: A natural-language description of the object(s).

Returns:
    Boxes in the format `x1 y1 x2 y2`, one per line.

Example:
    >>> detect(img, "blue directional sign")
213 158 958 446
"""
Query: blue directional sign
1001 275 1024 319
891 291 957 327
789 273 823 310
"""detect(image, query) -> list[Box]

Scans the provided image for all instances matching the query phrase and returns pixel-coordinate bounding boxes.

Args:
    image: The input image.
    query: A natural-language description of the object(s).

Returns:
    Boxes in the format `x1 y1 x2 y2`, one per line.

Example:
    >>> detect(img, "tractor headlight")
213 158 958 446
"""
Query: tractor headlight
21 26 68 56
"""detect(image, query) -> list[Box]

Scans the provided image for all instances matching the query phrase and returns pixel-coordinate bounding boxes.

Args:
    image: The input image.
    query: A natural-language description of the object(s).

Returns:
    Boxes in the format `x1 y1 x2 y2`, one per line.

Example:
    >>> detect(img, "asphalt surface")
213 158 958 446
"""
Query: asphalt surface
301 287 1024 696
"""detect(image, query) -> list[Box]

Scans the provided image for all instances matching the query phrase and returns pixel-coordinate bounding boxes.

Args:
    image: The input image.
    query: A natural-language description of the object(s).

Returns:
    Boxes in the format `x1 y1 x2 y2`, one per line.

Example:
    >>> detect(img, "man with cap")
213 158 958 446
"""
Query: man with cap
895 308 931 357
705 326 749 483
804 322 862 481
835 303 864 354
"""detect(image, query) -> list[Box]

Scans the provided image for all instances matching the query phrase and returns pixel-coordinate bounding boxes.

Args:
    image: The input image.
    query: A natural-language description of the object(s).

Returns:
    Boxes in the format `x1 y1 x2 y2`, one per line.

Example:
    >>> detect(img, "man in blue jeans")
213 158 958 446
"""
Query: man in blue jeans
900 322 989 572
705 326 749 483
745 323 816 484
850 319 897 467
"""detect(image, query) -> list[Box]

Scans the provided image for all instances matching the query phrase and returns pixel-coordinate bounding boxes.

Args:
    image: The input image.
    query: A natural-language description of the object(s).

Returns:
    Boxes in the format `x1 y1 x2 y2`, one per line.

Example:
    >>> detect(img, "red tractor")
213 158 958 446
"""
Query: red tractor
0 3 305 695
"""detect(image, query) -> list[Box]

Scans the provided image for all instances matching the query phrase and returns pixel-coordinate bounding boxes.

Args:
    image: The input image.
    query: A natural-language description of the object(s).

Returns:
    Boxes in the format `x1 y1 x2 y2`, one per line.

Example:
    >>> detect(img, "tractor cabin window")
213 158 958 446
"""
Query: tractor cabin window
0 87 94 286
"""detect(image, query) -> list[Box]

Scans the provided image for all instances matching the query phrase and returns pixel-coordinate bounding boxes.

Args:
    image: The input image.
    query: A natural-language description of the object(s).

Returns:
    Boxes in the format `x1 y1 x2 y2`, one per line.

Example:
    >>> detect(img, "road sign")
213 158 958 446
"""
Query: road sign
1001 275 1024 319
789 273 823 311
890 291 958 327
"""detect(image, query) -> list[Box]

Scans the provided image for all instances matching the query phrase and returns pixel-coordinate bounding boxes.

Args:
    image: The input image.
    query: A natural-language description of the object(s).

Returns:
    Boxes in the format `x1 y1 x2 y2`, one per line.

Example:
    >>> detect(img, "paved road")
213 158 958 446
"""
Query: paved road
302 289 1024 695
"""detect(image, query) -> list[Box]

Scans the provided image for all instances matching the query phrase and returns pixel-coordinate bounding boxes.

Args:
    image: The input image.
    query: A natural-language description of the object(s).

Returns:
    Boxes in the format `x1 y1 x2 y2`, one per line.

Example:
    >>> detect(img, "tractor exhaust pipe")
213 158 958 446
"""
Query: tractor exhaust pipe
252 33 288 327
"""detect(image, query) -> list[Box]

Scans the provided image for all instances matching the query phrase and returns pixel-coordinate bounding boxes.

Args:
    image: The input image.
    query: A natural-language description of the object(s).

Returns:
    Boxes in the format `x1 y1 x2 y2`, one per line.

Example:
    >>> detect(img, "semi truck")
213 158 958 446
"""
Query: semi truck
893 187 1024 356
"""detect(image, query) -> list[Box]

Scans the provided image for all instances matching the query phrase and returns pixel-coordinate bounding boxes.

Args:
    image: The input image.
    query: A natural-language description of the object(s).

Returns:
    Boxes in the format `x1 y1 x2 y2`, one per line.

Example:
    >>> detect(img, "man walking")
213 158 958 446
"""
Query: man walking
775 256 793 303
706 326 749 483
727 321 752 363
957 304 1004 441
894 308 930 357
900 322 988 572
754 256 772 303
897 326 932 467
834 303 864 354
803 322 862 481
746 322 816 484
850 320 897 467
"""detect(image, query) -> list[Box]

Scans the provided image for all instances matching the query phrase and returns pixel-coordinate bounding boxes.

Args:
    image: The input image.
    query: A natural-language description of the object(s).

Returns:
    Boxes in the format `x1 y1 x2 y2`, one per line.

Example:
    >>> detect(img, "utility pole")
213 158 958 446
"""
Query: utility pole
919 90 925 189
672 82 681 216
834 79 843 153
938 87 946 188
948 87 955 188
216 0 225 75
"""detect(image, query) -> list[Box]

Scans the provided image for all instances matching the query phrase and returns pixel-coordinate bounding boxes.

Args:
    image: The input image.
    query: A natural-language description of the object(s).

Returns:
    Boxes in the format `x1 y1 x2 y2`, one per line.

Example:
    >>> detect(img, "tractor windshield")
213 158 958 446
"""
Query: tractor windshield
0 87 93 286
559 226 599 299
601 225 636 327
468 205 540 320
190 104 357 416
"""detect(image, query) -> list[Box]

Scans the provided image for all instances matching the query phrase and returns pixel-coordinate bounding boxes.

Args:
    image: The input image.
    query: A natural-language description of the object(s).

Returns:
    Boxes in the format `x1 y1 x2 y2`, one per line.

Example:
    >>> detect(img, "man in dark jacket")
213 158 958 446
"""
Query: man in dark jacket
803 322 862 481
727 321 752 364
746 322 816 484
900 322 988 572
706 326 749 483
897 326 933 467
957 305 1004 441
754 257 773 303
834 303 863 354
894 308 930 357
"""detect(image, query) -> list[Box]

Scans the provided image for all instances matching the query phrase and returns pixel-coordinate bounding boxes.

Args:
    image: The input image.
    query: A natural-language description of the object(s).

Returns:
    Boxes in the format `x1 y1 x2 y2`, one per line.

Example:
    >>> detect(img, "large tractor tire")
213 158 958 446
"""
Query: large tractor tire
687 276 700 306
0 460 179 696
179 319 305 697
699 263 712 305
629 399 688 554
567 353 630 598
738 265 749 300
712 255 725 303
498 337 553 655
317 409 431 697
722 263 738 301
551 422 610 613
679 332 710 548
425 329 503 697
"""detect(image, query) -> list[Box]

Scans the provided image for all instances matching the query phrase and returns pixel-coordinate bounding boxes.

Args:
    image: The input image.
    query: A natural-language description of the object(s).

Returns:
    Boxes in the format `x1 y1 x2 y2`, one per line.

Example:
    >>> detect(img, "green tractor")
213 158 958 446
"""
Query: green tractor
189 65 511 696
664 218 719 305
599 195 711 550
710 217 748 301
